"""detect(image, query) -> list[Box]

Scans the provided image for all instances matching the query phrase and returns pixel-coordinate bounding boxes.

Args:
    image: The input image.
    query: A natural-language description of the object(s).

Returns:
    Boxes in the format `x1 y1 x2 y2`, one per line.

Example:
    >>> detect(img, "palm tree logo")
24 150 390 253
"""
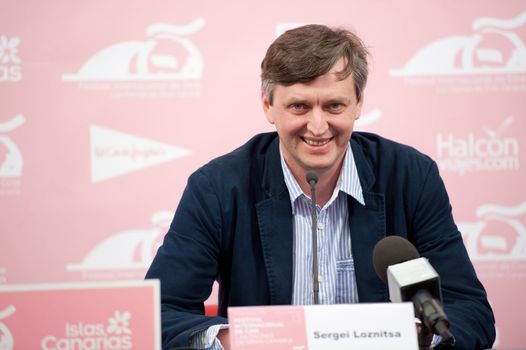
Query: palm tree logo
0 305 15 350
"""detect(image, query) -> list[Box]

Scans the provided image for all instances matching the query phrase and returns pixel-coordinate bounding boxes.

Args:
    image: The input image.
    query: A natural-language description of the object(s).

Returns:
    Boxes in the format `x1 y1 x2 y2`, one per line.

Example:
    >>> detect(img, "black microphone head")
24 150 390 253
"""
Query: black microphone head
306 171 318 185
373 236 420 283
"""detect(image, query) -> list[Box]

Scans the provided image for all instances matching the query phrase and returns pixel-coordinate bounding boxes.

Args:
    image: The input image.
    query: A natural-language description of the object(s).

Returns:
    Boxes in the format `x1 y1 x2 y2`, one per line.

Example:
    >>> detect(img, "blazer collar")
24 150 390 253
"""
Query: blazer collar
350 136 376 195
349 135 388 302
256 136 294 304
260 136 289 199
261 136 372 200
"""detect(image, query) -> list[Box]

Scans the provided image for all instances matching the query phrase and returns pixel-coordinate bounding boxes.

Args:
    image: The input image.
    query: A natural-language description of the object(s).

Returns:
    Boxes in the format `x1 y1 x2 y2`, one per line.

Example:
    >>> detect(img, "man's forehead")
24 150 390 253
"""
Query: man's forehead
279 90 352 104
273 75 356 103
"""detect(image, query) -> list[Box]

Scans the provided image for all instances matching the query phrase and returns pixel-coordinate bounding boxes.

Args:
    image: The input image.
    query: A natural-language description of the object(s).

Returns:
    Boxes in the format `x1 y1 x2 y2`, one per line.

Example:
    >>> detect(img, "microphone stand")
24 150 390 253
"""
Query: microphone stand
306 171 319 305
413 289 455 349
418 323 433 350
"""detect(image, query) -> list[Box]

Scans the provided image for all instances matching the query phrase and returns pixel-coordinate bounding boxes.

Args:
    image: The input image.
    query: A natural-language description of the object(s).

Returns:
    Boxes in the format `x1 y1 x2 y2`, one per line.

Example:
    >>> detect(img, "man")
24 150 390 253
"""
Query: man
146 24 495 349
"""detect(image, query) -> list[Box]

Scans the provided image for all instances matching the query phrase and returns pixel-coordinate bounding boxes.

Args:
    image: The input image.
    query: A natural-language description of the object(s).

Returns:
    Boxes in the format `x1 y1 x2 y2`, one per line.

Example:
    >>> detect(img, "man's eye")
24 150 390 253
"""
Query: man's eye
290 103 306 112
327 103 345 113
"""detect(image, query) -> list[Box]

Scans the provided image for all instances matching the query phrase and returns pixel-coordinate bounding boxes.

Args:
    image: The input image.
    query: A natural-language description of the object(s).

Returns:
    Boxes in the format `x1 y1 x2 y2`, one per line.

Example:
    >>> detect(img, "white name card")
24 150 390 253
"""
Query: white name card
229 302 418 350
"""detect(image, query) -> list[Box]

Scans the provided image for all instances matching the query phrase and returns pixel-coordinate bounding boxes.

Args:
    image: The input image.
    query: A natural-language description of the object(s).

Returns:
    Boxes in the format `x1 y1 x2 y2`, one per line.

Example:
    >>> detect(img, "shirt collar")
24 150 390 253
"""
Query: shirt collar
279 144 365 211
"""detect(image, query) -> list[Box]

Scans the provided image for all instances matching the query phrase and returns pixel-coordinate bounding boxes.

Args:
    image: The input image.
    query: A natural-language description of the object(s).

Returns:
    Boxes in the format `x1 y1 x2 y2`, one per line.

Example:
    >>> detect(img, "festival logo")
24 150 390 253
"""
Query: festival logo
90 125 190 183
390 11 526 92
67 211 172 275
63 19 204 81
0 114 24 178
63 19 205 98
0 114 24 196
0 35 22 82
40 310 133 350
458 201 526 261
391 11 526 76
0 305 15 350
436 116 520 175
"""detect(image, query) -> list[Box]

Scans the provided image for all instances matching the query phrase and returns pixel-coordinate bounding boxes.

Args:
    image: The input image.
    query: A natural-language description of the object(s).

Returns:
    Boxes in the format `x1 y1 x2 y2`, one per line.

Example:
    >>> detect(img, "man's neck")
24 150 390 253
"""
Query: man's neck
298 166 341 207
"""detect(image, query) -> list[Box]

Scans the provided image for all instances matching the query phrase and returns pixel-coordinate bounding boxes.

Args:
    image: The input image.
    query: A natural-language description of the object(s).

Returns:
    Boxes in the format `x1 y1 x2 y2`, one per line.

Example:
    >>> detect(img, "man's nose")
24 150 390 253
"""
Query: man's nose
307 108 328 136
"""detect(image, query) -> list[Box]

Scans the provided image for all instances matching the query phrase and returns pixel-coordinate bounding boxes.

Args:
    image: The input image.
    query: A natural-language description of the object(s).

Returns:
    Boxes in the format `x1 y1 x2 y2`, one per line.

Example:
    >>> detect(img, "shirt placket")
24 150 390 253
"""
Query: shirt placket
316 207 329 304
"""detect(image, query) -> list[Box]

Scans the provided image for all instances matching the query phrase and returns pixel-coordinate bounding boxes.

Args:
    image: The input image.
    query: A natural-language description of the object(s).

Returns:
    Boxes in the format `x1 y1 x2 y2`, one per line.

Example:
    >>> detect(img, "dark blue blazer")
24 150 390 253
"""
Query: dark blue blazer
146 132 495 349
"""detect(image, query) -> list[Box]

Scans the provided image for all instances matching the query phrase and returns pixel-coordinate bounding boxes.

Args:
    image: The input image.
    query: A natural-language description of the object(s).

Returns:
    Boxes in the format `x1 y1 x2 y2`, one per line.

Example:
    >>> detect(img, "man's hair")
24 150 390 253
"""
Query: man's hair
261 24 369 105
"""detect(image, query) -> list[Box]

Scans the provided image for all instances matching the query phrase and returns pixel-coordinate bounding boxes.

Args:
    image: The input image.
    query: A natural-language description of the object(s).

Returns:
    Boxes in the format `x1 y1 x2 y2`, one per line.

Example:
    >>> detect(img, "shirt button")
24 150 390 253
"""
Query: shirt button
317 222 325 230
318 275 324 283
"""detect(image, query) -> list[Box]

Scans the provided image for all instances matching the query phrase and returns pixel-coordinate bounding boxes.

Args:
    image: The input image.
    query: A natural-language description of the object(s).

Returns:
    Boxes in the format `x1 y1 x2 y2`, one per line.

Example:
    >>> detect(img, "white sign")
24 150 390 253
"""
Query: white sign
229 303 418 350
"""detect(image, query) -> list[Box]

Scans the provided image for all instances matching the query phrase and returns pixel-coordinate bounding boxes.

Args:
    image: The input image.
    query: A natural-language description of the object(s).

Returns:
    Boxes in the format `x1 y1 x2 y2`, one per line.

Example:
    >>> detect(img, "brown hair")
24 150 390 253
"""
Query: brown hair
261 24 369 105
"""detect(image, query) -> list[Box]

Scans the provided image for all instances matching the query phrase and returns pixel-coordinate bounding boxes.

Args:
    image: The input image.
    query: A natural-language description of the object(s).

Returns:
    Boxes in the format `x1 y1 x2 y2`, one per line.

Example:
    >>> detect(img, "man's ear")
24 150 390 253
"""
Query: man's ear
355 95 364 120
261 91 275 124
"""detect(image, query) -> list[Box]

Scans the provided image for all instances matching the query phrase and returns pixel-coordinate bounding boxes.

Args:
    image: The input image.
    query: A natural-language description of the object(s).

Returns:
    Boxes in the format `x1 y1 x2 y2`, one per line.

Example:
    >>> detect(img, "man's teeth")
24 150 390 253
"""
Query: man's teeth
305 139 330 146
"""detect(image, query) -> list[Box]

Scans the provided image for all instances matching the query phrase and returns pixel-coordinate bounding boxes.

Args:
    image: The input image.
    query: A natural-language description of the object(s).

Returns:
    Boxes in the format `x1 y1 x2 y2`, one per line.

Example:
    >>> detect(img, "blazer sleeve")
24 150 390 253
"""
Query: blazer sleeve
409 161 496 349
146 169 228 349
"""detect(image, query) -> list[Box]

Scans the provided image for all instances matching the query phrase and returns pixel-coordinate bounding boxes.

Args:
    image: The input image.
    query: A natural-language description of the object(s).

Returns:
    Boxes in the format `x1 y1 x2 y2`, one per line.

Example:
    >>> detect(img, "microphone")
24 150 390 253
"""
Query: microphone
373 236 455 347
306 171 319 305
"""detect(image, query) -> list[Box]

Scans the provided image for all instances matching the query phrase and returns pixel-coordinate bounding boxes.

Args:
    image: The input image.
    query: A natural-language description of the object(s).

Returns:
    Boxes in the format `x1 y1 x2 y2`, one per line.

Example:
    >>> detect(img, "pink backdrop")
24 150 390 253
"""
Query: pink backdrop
1 1 525 348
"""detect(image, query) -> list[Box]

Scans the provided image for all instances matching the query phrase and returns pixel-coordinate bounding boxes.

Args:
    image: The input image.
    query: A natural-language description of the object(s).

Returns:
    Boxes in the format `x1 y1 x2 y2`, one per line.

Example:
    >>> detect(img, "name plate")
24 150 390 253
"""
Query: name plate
229 303 418 350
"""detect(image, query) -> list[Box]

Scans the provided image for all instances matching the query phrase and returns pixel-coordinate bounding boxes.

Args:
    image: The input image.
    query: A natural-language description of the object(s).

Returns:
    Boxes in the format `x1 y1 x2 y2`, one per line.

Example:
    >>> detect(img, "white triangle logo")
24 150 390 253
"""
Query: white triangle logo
90 125 190 183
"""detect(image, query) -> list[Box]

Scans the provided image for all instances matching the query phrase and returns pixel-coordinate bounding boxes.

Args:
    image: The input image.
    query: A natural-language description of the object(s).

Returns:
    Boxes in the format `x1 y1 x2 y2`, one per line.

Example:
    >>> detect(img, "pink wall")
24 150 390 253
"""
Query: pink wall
1 1 525 348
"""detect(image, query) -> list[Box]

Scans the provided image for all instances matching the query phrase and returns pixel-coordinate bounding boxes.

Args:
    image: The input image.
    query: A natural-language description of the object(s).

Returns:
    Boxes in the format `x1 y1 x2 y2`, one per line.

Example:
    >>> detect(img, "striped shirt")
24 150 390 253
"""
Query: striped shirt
191 145 365 349
280 146 365 305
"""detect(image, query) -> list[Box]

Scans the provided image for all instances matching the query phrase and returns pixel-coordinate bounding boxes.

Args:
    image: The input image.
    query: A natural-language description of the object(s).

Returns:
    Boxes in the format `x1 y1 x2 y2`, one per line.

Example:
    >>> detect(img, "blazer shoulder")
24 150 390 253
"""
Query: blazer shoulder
189 132 279 192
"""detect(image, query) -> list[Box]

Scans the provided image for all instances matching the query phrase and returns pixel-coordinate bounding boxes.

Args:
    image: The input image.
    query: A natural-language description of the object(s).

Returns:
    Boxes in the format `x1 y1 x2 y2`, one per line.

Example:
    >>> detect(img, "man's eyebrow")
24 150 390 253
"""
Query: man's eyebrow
324 96 351 103
281 95 351 105
282 97 310 105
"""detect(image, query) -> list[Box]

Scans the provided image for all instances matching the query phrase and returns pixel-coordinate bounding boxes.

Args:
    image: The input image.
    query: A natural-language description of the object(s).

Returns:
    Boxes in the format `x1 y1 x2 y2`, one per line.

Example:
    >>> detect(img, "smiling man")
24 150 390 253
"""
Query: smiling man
262 56 362 207
146 24 495 350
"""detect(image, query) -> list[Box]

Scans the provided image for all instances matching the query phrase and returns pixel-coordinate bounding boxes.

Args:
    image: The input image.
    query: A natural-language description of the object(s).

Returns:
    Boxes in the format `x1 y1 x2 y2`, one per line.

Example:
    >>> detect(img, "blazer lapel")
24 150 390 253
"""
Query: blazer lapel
256 138 294 305
349 139 389 302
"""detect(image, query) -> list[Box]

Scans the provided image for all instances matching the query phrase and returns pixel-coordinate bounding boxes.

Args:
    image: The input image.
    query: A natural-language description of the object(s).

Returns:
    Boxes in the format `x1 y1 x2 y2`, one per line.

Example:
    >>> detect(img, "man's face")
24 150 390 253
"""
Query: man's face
262 58 363 181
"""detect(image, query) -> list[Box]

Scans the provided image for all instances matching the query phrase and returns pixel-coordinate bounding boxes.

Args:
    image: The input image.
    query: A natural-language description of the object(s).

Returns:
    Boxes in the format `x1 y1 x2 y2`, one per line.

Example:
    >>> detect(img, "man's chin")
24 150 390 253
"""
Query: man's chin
300 162 334 174
297 155 345 175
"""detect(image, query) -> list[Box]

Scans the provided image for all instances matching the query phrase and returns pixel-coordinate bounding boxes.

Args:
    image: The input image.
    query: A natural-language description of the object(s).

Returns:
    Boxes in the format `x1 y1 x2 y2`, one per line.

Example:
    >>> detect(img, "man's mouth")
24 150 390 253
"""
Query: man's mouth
302 137 332 146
